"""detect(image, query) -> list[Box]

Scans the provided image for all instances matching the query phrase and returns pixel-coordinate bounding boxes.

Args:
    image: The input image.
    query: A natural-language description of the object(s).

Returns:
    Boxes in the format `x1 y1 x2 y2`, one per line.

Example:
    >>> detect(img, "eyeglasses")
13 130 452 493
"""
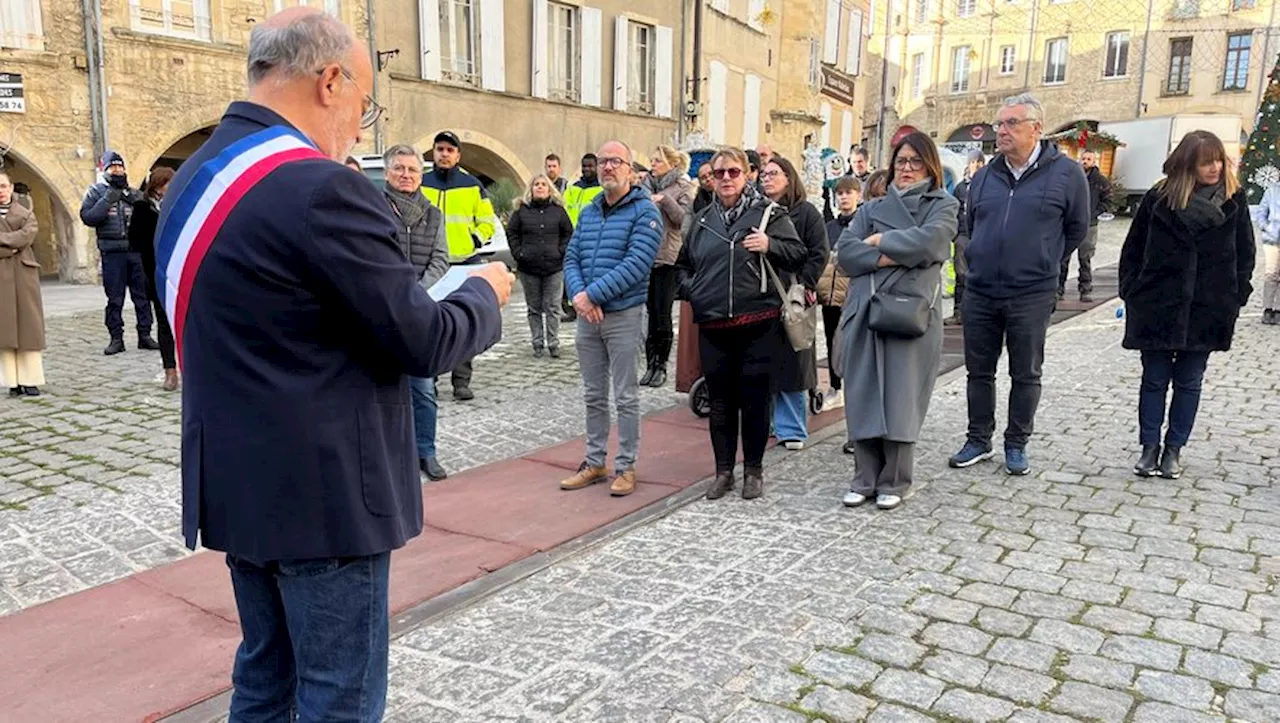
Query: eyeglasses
992 117 1032 132
317 66 386 129
597 157 628 170
759 170 783 180
712 168 743 180
893 156 925 170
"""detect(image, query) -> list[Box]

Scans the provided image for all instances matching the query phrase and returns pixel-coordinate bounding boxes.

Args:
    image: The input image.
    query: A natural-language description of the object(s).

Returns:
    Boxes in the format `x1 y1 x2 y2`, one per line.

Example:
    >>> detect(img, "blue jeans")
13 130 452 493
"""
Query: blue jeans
1139 350 1210 448
409 376 438 459
773 390 809 442
226 553 390 723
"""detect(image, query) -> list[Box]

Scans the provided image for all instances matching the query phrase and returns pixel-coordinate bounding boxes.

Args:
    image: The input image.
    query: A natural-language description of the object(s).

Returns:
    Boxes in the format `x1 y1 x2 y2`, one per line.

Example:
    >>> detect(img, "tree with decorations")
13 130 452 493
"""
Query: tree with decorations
1241 54 1280 204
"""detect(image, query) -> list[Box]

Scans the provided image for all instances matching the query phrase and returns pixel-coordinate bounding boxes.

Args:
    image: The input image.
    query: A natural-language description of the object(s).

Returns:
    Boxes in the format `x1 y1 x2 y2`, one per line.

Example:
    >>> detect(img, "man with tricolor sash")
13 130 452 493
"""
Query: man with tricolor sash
155 9 513 719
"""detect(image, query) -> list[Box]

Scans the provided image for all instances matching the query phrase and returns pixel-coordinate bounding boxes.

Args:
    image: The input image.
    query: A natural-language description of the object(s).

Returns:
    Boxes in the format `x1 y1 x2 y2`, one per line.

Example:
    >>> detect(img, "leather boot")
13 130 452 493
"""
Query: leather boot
639 362 656 387
1133 445 1161 477
1158 446 1183 480
706 472 734 500
648 365 667 388
103 337 125 355
138 333 161 351
162 369 180 392
742 468 764 500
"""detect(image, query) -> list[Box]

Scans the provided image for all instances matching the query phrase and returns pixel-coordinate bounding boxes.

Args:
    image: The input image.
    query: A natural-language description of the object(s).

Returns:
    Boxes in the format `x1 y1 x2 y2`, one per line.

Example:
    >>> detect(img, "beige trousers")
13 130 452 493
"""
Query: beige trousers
0 349 45 387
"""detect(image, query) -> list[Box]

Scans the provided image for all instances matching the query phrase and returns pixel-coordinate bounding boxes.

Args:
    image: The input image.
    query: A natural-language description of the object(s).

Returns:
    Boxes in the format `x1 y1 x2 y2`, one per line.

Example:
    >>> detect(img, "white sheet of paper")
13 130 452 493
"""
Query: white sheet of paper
426 266 474 301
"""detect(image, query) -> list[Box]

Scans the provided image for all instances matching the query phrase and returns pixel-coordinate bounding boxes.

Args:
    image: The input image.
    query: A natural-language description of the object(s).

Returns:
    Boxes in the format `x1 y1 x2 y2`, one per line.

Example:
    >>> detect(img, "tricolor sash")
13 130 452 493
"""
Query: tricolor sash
155 126 326 368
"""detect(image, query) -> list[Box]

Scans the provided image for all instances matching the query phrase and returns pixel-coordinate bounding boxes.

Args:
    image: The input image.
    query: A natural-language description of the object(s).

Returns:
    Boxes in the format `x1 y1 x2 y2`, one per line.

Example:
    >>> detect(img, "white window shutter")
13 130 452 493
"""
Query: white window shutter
742 74 762 149
655 25 674 118
581 7 603 107
613 17 629 111
418 0 441 81
846 10 863 75
708 61 728 144
823 0 841 65
480 0 505 91
840 110 854 154
819 102 832 149
747 0 765 30
0 0 44 50
325 0 340 16
531 0 548 99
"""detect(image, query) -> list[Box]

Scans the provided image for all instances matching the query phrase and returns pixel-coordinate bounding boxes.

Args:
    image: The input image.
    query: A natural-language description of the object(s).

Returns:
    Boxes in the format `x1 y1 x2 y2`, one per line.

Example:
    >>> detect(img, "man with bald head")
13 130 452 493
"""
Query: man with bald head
155 9 512 718
559 140 661 497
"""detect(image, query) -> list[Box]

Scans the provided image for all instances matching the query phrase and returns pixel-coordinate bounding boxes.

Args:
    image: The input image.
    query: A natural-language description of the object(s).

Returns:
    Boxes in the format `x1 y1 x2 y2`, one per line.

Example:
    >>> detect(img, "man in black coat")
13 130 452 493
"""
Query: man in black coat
1059 149 1112 302
159 9 512 718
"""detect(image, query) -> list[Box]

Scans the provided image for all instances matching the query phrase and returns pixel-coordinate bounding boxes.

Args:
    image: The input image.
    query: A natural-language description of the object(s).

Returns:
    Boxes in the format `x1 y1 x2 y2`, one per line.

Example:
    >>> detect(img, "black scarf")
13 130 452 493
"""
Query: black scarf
1178 182 1228 236
384 186 430 228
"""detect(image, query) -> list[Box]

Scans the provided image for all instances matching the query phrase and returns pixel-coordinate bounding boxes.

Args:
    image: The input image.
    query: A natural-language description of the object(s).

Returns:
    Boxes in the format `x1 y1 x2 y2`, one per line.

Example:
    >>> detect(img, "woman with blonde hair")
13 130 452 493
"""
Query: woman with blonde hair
641 144 695 387
507 174 574 357
1119 130 1255 479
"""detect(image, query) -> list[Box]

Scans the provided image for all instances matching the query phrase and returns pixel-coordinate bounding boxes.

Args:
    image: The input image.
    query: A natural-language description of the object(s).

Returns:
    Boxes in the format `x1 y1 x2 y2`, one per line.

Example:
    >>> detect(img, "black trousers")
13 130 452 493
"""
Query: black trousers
1058 225 1098 295
821 305 842 391
698 319 784 473
963 289 1056 449
147 285 177 370
953 235 969 311
102 251 152 339
645 265 680 368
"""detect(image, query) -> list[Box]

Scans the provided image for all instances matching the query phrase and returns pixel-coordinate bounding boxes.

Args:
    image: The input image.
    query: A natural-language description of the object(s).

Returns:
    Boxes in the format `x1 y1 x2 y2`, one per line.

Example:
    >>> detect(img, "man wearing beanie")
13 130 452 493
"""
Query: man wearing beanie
420 130 497 400
79 151 159 355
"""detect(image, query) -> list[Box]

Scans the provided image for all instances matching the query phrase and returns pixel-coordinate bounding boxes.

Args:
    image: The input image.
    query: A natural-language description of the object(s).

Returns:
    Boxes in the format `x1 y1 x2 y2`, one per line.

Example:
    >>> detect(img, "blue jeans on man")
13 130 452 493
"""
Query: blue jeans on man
226 552 390 723
409 376 446 479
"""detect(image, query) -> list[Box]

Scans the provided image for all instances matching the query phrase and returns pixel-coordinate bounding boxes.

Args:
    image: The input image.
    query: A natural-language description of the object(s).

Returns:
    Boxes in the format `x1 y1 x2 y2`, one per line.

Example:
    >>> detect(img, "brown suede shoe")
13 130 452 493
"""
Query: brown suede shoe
742 469 764 499
162 369 180 392
610 469 637 497
706 472 734 500
560 463 608 491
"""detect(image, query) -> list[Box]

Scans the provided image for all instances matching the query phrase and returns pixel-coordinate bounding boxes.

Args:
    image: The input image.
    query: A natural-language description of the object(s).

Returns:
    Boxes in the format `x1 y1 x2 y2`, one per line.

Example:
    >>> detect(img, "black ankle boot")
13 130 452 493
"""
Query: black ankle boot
1134 445 1161 477
639 363 656 387
648 365 667 388
1158 446 1183 480
706 472 734 500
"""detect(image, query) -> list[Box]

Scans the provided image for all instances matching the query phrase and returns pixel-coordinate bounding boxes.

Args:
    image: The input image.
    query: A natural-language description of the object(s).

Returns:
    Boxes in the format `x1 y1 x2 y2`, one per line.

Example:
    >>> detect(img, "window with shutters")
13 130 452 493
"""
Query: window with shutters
439 0 480 85
809 38 822 88
846 10 863 75
627 21 656 115
747 0 766 30
743 74 762 149
951 46 971 93
1103 31 1129 78
956 0 976 18
273 0 341 16
823 0 841 65
548 2 579 102
910 53 925 98
915 0 929 24
1043 37 1068 84
0 0 44 50
708 61 728 144
1222 32 1251 91
129 0 212 41
1166 37 1192 95
999 45 1016 75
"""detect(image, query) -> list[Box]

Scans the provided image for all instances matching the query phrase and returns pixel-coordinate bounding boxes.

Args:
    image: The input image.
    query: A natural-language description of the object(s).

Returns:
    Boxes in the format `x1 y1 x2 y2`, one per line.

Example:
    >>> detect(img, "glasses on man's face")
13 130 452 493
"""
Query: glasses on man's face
992 117 1029 132
597 157 627 170
712 168 743 180
316 66 386 129
894 156 925 170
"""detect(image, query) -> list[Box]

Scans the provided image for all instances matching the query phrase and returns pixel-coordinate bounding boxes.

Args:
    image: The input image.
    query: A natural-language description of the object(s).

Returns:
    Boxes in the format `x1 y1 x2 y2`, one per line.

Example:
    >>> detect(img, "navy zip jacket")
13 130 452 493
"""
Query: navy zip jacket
964 141 1090 299
166 102 502 563
563 185 661 312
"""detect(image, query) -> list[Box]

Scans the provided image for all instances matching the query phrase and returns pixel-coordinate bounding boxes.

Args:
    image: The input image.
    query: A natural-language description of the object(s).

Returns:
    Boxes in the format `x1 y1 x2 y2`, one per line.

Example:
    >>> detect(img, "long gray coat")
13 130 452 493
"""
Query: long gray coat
836 186 958 442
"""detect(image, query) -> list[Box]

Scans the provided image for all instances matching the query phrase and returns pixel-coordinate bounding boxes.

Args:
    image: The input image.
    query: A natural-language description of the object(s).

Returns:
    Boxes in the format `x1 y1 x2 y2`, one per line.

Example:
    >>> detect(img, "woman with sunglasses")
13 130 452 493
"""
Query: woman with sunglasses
760 156 829 450
837 132 958 510
676 148 806 500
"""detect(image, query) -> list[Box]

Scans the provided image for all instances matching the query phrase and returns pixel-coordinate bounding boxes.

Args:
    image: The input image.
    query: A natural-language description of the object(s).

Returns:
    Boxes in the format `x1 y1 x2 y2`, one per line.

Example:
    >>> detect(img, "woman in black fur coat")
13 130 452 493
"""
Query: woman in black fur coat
1118 130 1256 480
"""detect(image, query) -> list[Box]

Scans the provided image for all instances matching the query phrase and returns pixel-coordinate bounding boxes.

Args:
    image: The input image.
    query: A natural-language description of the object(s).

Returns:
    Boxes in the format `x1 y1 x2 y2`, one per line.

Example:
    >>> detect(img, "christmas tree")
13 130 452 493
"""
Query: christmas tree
1241 54 1280 204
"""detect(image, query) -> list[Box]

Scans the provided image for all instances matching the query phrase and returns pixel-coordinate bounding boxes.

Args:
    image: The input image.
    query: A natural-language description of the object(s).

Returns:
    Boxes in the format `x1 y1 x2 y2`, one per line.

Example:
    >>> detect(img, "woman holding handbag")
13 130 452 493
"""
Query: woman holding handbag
675 148 806 500
836 132 958 510
761 156 829 450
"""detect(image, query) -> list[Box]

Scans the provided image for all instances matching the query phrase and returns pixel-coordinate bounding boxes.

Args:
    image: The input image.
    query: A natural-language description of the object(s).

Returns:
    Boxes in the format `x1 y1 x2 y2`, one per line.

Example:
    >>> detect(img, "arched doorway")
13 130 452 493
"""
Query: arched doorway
456 142 523 188
152 125 217 171
0 149 78 279
946 123 998 154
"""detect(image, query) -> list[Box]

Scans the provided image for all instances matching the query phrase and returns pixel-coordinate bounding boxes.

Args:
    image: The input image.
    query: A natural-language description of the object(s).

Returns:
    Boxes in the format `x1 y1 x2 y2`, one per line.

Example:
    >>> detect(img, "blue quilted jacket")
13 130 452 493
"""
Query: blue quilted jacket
564 185 661 312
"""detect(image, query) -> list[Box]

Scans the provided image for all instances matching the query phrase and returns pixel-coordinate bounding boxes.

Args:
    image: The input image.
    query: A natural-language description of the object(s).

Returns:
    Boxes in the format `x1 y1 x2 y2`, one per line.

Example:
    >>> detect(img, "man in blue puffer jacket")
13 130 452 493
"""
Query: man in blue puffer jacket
560 140 661 498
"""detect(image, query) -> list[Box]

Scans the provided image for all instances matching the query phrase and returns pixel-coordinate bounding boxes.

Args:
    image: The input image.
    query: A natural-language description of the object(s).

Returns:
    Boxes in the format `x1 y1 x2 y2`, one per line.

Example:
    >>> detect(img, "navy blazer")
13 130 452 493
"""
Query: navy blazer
164 102 502 563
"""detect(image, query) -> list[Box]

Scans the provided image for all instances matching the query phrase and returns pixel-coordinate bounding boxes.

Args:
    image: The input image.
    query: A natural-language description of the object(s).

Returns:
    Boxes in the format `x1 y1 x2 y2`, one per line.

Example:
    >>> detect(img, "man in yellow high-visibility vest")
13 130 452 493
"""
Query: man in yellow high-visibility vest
421 131 497 400
559 153 603 321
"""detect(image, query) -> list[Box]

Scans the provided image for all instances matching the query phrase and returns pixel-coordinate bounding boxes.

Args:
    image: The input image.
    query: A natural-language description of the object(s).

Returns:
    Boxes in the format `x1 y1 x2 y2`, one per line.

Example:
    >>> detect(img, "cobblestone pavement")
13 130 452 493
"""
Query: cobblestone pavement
0 220 1128 617
377 263 1279 721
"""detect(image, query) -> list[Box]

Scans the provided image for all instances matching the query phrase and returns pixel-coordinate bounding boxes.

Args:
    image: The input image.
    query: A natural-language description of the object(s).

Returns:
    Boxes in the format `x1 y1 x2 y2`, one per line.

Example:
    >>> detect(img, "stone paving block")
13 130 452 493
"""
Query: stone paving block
1011 591 1084 620
1224 690 1280 722
956 582 1020 609
1114 570 1179 594
1058 560 1120 583
664 681 743 720
721 702 809 723
507 667 607 715
416 666 523 708
944 541 1006 563
871 668 946 709
976 607 1032 637
1198 547 1257 571
980 663 1057 706
731 666 812 703
1141 559 1211 585
1059 579 1123 606
798 686 873 722
1257 669 1280 693
1152 618 1224 649
803 650 883 689
1098 635 1183 671
1121 589 1194 619
986 637 1058 672
1007 711 1079 723
579 629 669 671
982 530 1035 552
921 621 992 656
1130 702 1226 723
1003 550 1066 574
908 593 980 624
921 651 989 688
1029 619 1105 655
856 633 927 669
1221 632 1280 666
1180 648 1255 688
866 704 934 723
1077 513 1133 533
1178 581 1248 610
931 688 1017 723
1134 670 1214 711
1049 681 1133 723
1210 568 1269 593
950 559 1013 584
1004 569 1067 594
1247 594 1280 620
1059 654 1134 689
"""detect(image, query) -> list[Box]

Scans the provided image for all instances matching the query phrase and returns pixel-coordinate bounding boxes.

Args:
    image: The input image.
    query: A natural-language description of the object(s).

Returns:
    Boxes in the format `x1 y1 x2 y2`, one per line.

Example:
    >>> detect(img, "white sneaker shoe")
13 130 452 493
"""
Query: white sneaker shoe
876 494 902 510
783 440 805 451
822 388 844 412
842 491 868 507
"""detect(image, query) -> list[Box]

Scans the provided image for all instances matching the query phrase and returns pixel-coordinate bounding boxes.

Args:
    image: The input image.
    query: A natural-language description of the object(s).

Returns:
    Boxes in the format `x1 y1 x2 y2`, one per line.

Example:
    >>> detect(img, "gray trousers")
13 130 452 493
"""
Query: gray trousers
851 438 915 497
576 305 644 473
520 272 563 351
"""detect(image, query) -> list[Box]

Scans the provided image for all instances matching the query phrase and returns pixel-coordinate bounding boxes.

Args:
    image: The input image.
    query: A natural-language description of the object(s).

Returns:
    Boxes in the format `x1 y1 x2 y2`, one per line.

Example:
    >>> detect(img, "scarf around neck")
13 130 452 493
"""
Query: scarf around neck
890 178 933 221
718 181 763 229
384 185 430 228
646 167 685 194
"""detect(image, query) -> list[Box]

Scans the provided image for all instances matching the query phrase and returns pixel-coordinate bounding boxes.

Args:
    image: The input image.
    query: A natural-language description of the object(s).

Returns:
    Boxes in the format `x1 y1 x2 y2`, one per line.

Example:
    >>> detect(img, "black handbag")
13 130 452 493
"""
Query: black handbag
867 268 939 339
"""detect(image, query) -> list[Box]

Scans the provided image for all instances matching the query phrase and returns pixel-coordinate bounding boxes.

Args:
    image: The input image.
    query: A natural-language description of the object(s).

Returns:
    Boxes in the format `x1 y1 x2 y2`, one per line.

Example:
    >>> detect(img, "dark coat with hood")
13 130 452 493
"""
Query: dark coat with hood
508 198 573 277
776 200 829 393
1119 186 1256 352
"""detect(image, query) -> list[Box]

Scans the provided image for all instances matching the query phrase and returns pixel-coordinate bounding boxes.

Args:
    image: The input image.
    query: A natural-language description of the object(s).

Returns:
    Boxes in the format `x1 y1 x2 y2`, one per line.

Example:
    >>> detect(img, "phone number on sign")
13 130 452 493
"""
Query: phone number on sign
0 98 25 112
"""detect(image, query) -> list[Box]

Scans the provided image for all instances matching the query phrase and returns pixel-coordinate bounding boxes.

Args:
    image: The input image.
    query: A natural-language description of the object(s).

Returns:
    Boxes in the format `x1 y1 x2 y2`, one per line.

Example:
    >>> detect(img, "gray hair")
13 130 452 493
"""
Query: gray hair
383 144 422 168
1002 93 1044 124
247 12 353 86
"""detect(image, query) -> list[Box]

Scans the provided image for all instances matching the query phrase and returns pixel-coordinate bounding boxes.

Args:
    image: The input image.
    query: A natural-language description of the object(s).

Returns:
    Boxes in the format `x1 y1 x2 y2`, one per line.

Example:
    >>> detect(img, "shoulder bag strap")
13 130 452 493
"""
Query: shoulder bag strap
757 202 776 294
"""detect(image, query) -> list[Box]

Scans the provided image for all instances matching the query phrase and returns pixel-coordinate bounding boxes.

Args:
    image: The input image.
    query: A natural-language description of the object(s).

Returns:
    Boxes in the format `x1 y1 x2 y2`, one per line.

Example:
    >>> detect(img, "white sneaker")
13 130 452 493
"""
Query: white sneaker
822 388 845 412
876 495 902 510
783 440 805 451
842 491 868 507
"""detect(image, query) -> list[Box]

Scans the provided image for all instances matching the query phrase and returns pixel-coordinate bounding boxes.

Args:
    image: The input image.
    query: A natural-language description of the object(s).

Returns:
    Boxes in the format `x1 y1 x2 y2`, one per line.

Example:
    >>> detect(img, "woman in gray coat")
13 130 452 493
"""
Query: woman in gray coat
836 132 958 510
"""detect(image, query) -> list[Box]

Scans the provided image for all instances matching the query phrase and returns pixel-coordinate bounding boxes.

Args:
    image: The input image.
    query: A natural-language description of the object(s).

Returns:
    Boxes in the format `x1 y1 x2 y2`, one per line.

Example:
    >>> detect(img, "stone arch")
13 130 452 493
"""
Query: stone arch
142 118 222 173
0 147 82 280
135 107 226 173
411 128 531 188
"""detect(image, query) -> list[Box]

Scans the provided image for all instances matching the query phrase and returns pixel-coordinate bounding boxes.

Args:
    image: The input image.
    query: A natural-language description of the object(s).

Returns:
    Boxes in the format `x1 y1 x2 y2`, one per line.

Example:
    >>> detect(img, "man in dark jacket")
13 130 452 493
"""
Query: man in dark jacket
79 151 159 355
1058 149 1112 303
946 149 986 325
949 93 1090 476
559 140 661 498
158 9 511 718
